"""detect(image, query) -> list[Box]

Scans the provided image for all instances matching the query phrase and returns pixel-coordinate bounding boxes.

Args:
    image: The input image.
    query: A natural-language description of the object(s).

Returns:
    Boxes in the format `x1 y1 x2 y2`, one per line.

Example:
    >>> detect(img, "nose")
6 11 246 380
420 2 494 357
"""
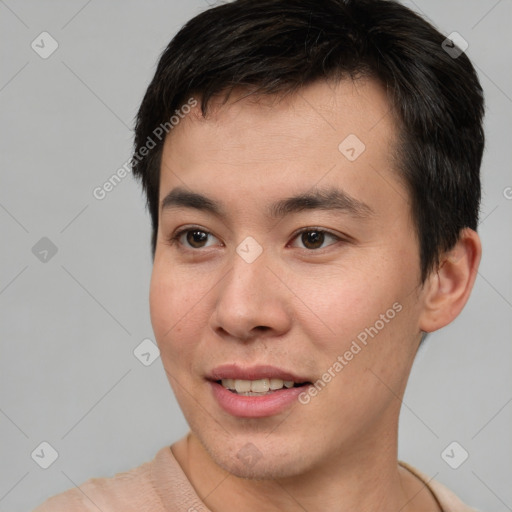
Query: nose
210 249 293 342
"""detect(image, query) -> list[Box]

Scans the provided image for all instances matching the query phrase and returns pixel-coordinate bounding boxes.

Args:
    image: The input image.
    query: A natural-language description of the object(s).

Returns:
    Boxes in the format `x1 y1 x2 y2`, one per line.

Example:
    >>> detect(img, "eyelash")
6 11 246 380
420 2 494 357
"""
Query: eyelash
167 226 346 252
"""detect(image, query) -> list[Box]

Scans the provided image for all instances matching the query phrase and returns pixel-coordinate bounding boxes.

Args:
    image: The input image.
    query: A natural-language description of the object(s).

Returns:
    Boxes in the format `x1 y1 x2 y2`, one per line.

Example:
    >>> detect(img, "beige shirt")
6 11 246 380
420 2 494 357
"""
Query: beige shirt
33 446 478 512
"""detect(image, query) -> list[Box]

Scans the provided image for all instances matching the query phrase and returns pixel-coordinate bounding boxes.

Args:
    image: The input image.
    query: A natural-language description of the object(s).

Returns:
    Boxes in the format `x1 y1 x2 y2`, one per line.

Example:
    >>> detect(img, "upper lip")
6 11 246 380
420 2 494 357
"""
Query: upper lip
208 364 310 383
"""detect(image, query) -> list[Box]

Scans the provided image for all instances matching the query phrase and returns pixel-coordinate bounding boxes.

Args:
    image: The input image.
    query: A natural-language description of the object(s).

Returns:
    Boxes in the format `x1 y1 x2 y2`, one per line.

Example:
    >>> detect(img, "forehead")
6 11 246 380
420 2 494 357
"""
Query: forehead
164 78 394 161
159 78 405 217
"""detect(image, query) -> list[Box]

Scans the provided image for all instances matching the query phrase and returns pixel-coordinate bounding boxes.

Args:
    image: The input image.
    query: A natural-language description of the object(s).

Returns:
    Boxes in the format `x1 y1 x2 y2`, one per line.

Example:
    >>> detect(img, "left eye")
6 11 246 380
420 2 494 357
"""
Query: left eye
290 229 340 250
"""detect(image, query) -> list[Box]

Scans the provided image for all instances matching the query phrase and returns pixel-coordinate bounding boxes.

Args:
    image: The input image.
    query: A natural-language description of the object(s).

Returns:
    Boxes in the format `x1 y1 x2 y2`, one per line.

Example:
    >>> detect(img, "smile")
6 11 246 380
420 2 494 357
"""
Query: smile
206 365 313 417
219 378 308 395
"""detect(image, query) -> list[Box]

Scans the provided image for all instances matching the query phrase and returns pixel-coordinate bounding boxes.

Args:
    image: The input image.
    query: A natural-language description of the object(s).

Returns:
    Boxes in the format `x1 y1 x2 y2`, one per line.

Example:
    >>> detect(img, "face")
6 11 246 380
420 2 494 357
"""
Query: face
150 78 427 479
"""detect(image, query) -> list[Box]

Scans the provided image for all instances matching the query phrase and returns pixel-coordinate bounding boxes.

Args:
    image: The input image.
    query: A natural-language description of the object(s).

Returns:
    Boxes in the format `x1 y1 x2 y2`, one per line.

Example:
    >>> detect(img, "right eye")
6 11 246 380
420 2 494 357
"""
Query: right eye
168 227 222 250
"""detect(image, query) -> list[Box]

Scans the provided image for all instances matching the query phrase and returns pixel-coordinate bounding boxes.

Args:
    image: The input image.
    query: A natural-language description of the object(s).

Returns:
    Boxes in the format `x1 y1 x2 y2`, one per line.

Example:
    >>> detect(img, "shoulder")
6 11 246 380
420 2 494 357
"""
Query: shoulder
32 447 173 512
399 461 480 512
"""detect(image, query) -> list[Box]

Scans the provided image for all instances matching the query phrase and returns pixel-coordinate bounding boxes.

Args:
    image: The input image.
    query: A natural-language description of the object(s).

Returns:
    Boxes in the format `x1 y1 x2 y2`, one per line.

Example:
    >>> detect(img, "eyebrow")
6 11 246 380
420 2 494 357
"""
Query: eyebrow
160 185 375 220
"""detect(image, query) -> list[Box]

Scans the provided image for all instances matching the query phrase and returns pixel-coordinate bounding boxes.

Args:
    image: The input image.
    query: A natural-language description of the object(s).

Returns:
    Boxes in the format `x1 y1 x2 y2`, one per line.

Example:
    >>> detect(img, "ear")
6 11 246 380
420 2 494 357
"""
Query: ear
419 228 482 333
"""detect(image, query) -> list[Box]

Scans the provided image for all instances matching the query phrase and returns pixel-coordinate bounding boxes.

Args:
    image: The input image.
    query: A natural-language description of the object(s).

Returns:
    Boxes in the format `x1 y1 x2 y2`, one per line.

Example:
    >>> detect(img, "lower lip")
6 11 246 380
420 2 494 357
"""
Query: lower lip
209 381 309 418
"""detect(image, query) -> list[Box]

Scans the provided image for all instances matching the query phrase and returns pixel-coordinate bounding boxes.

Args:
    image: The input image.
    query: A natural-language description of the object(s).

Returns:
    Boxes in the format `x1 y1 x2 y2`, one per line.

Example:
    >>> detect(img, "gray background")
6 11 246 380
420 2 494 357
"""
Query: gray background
0 1 510 511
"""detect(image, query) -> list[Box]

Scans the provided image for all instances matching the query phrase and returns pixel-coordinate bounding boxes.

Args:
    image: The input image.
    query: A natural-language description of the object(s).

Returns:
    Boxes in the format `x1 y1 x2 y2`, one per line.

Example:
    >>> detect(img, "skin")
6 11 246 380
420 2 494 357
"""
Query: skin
149 78 481 511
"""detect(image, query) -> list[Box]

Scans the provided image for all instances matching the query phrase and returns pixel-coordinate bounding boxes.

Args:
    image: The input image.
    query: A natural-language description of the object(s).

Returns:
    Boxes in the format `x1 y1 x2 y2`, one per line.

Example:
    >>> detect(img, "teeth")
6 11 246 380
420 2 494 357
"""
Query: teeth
235 379 253 393
221 378 235 390
220 378 296 393
269 378 284 390
247 378 270 393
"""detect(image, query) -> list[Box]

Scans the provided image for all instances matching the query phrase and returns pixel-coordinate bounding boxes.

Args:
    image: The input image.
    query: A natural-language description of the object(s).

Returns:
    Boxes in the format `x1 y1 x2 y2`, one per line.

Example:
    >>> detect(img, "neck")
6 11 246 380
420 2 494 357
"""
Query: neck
171 426 437 512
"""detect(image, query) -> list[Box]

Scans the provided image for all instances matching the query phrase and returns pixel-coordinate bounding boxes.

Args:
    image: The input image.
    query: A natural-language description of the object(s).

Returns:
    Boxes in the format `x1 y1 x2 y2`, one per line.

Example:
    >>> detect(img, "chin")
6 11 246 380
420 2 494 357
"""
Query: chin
194 426 314 480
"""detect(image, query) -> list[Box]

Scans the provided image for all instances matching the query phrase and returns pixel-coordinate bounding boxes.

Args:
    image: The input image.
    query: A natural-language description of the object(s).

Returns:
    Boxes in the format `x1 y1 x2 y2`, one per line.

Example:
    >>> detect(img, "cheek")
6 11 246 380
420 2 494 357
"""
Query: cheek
291 269 390 345
290 254 418 373
149 260 206 354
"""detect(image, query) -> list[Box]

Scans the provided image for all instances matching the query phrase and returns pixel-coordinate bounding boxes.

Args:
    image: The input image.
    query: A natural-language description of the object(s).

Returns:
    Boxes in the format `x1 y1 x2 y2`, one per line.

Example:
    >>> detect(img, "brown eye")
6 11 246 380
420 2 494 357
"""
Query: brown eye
301 230 325 249
185 230 209 248
169 228 220 249
291 229 340 250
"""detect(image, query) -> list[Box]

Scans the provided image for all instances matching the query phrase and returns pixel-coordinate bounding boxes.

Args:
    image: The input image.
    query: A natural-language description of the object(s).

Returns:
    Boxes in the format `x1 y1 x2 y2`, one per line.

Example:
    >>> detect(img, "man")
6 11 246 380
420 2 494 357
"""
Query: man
34 0 484 510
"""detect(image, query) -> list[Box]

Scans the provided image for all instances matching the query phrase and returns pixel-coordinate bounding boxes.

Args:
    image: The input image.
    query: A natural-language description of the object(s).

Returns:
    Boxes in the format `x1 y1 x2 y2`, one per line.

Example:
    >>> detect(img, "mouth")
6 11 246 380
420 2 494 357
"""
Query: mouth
206 364 313 417
216 378 310 396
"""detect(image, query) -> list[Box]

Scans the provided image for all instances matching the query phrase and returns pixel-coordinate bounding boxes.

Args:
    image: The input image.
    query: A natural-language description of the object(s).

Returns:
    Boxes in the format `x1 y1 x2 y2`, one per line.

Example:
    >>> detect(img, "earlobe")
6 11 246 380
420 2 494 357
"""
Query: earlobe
419 228 482 333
